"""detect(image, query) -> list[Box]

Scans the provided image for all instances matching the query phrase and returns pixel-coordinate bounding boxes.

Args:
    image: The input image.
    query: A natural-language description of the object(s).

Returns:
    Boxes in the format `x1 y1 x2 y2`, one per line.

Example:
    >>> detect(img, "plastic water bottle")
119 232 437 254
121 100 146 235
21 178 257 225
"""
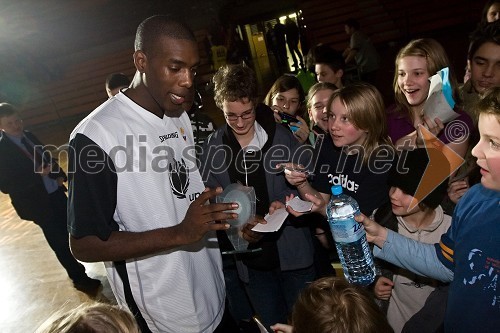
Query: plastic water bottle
326 185 376 286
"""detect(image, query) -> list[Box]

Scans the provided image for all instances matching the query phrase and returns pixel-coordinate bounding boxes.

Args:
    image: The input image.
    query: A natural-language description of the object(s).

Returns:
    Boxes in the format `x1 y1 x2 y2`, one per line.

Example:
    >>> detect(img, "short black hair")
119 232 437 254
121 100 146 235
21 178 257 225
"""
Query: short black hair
468 20 500 60
105 73 131 90
135 15 196 55
314 45 346 71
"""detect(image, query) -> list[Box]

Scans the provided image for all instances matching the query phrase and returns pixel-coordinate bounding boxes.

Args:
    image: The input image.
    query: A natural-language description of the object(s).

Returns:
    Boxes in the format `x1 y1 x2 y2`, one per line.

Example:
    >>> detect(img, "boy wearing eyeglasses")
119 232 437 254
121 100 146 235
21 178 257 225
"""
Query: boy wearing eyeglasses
200 64 316 330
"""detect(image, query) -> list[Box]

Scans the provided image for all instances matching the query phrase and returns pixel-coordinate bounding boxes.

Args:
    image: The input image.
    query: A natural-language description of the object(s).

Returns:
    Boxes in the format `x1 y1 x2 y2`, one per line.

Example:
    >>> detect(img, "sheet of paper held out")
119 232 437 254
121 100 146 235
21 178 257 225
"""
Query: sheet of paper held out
252 197 313 233
423 67 459 124
253 208 289 232
286 196 314 212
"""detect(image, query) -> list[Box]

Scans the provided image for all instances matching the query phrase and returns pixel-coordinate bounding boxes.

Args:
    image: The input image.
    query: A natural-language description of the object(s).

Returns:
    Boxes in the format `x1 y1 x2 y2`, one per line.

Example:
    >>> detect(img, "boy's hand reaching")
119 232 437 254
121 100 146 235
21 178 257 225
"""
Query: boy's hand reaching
241 216 266 243
354 213 388 248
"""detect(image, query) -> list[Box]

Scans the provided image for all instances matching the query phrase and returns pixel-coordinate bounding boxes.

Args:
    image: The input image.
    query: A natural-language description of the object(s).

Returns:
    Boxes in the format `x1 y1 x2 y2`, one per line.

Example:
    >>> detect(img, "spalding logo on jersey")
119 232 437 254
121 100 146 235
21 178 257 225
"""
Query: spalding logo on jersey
169 157 190 199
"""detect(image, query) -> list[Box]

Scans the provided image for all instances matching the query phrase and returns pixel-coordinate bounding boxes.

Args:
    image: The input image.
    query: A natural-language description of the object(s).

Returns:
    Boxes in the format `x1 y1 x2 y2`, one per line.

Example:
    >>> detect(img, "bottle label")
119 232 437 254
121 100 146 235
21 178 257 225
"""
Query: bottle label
329 217 364 243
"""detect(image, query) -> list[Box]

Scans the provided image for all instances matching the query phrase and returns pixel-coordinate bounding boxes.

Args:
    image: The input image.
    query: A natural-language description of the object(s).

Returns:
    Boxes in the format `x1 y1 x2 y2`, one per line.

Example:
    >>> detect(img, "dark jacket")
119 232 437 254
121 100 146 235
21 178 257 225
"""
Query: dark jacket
200 104 315 273
0 131 66 221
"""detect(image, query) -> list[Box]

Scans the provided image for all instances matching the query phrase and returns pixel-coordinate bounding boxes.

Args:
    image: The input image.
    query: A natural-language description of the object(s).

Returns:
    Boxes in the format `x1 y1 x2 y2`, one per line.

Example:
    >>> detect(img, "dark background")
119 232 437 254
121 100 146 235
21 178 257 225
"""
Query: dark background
0 0 484 145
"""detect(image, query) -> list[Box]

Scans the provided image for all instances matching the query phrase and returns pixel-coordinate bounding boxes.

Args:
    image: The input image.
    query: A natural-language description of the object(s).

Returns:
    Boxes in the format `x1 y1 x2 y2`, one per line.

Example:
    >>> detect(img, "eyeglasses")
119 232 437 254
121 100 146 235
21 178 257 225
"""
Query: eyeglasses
224 109 255 121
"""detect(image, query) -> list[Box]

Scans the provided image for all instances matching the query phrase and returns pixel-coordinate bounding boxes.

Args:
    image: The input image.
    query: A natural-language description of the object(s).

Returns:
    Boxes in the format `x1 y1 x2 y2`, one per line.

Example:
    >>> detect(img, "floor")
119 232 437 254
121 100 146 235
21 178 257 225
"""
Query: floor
0 190 116 333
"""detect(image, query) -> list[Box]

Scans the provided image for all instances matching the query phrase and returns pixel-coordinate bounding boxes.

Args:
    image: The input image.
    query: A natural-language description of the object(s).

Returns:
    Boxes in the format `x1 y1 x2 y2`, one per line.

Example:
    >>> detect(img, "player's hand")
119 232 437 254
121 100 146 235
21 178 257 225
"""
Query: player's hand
178 187 237 244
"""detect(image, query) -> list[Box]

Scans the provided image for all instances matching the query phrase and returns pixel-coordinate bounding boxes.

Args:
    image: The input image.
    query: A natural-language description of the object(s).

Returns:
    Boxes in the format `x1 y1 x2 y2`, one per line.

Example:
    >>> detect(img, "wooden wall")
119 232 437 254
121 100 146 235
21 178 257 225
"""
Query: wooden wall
300 0 484 51
18 30 213 145
16 0 485 145
299 0 484 101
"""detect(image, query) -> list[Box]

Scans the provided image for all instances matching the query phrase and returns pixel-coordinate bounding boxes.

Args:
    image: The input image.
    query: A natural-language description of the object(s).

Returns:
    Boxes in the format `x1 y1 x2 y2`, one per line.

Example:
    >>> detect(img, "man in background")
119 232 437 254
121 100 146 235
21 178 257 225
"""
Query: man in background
343 18 380 86
0 103 101 294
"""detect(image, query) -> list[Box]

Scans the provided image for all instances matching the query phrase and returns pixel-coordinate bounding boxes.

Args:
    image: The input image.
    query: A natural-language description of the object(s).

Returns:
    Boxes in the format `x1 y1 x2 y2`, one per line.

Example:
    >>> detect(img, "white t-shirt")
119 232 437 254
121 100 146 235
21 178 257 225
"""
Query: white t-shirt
69 93 225 332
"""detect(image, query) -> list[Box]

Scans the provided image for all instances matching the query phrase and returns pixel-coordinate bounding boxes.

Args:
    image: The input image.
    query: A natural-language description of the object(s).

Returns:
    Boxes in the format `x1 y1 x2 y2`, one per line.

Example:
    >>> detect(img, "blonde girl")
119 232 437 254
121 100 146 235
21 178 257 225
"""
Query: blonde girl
388 38 473 159
306 82 338 138
285 82 394 218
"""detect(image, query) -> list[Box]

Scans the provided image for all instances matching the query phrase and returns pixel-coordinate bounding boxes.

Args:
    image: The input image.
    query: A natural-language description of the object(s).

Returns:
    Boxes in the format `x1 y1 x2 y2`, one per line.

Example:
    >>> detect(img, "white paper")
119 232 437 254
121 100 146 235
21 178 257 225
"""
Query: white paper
286 196 313 213
423 72 459 124
252 208 289 232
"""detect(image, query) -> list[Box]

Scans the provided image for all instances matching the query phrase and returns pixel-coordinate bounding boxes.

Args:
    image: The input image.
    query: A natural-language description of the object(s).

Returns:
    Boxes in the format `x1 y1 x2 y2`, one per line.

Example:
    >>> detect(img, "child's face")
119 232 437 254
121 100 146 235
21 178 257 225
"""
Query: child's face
486 3 500 22
328 97 367 149
308 89 333 132
470 42 500 95
397 56 430 109
315 63 342 88
222 99 256 139
272 88 301 116
389 187 421 216
472 113 500 190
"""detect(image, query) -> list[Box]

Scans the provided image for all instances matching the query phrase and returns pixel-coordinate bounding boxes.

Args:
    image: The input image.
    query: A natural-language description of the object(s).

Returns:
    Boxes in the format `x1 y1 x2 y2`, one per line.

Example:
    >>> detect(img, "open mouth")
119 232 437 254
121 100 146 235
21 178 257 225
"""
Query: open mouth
170 93 185 105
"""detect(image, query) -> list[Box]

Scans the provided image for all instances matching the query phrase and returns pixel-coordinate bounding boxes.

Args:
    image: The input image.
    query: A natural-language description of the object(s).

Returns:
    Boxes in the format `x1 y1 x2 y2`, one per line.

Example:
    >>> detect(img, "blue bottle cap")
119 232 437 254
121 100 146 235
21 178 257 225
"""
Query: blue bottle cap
331 185 342 195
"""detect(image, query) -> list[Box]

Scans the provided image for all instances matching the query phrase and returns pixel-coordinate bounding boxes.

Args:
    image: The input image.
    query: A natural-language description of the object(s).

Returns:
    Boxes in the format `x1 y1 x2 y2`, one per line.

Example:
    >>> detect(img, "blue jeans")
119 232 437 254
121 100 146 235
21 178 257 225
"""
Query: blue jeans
222 255 254 323
246 265 315 328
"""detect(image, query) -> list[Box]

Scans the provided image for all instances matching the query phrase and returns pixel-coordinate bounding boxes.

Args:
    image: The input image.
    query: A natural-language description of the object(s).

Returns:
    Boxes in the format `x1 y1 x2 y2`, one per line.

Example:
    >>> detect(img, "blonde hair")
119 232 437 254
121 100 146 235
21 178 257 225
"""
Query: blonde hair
327 82 392 163
306 82 338 110
393 38 460 114
292 277 393 333
35 302 140 333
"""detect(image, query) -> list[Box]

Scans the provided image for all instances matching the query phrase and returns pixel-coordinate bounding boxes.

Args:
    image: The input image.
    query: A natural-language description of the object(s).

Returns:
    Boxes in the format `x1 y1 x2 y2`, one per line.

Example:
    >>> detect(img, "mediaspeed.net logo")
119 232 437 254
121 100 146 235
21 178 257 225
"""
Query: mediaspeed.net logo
408 125 466 210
